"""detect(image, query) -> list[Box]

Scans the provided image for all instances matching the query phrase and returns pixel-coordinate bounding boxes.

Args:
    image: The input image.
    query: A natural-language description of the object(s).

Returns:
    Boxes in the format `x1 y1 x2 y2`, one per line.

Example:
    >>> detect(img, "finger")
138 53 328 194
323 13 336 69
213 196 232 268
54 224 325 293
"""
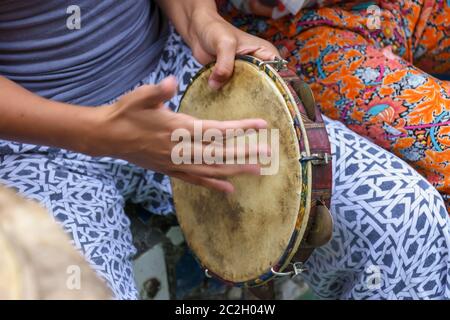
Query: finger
236 45 263 56
202 118 268 136
177 163 261 179
237 33 280 61
252 46 280 61
209 36 237 90
212 141 271 165
173 116 268 140
130 76 178 108
170 171 235 193
192 49 215 66
176 140 271 163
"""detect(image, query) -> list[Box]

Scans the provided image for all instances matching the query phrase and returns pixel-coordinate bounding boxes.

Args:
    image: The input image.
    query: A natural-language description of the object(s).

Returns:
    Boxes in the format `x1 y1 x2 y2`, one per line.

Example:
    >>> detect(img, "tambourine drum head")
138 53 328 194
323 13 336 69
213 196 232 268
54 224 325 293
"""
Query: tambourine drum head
172 60 303 283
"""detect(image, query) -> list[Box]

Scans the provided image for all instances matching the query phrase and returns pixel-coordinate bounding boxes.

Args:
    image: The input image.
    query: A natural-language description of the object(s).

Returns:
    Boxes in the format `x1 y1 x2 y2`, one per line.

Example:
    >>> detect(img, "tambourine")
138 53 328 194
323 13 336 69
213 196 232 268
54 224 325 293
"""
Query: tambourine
172 56 333 287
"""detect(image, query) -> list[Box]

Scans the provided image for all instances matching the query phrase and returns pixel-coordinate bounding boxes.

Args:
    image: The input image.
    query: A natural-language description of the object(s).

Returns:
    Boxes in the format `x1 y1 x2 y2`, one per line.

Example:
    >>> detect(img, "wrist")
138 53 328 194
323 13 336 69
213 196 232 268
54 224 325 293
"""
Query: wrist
74 105 113 157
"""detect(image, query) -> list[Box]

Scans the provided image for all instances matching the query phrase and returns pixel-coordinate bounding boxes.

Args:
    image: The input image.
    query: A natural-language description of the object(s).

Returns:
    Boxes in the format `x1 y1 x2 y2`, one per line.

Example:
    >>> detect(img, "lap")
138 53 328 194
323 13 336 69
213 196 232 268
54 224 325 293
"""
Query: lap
0 27 200 299
308 117 450 299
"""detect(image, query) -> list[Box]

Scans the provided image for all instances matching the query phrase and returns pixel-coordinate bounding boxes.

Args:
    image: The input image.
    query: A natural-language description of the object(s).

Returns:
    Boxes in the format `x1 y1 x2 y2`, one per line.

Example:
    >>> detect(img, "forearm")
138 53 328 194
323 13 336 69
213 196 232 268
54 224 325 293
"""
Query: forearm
0 76 98 154
155 0 220 47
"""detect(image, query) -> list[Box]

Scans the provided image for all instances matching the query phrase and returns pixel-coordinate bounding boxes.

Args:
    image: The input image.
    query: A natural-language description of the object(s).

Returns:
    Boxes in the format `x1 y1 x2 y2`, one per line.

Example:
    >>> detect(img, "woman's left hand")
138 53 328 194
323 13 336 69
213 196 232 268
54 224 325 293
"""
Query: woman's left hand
186 7 280 90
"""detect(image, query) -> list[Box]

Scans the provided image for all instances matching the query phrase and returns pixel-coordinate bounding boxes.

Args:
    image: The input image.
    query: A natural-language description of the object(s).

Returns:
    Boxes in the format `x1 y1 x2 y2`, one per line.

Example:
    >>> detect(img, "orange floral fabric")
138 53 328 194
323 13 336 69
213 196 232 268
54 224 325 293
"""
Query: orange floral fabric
217 0 450 207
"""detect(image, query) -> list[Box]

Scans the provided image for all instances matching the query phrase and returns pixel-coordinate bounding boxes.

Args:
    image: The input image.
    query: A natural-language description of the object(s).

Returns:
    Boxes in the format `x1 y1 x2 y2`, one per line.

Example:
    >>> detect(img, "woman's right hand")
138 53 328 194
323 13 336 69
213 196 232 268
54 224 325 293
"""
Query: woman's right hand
91 76 269 193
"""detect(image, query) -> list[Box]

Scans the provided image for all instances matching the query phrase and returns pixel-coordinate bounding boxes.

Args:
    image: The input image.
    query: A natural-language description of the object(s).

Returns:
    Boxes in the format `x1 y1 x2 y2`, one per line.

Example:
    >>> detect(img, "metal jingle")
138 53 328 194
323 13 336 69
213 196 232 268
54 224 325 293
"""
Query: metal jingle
293 81 317 121
305 204 333 248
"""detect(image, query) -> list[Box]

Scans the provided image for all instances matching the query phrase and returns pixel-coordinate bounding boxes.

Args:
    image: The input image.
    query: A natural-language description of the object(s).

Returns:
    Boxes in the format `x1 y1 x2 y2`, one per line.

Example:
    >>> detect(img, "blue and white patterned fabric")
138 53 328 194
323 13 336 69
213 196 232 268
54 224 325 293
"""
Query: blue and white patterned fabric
0 30 199 300
0 30 449 300
305 118 450 300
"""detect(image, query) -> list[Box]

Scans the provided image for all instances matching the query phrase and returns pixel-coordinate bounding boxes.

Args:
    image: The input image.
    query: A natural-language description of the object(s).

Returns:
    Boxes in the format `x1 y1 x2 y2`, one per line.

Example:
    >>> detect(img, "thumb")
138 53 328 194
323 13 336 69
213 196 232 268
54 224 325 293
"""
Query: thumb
209 37 237 90
126 76 178 109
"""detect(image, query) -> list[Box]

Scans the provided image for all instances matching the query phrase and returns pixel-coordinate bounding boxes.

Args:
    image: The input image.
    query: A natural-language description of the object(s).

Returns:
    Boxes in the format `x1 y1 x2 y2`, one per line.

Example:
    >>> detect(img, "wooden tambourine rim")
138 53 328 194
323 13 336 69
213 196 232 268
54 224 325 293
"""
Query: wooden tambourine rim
172 55 313 287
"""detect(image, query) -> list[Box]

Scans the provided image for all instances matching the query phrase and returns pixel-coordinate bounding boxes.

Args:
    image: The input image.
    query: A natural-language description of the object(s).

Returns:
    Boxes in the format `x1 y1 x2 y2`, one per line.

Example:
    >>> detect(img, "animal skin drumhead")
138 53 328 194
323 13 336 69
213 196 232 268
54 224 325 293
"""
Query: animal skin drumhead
172 60 303 283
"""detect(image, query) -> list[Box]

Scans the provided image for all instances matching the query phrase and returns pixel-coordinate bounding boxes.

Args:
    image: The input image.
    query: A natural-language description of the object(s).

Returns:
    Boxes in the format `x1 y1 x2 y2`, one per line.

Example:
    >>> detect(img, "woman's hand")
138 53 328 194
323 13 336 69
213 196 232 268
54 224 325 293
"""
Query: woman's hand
156 0 280 89
91 76 269 193
186 7 280 89
0 76 268 194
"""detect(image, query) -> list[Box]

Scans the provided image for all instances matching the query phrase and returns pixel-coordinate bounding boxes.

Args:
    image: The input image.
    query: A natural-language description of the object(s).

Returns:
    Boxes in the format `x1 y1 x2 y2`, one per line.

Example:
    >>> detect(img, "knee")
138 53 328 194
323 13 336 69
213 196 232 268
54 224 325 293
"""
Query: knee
374 168 448 242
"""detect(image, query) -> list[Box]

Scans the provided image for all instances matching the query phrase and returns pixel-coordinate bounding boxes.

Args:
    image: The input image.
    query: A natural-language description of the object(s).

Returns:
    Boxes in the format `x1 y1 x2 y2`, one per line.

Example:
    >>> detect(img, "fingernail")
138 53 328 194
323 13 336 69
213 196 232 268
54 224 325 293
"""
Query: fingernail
161 75 177 85
159 76 178 93
208 79 222 91
225 187 235 194
222 184 235 194
249 165 261 175
262 145 271 157
255 120 268 129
